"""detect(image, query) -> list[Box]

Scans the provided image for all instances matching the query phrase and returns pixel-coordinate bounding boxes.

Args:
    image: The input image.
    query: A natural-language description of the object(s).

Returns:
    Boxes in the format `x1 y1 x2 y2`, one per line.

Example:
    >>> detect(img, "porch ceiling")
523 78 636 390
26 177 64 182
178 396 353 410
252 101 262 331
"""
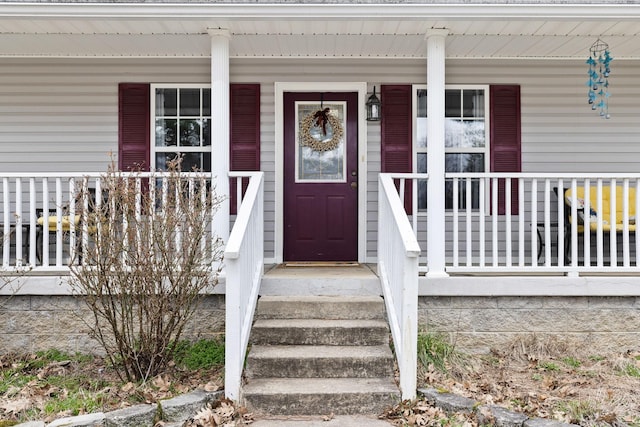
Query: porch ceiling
1 3 640 59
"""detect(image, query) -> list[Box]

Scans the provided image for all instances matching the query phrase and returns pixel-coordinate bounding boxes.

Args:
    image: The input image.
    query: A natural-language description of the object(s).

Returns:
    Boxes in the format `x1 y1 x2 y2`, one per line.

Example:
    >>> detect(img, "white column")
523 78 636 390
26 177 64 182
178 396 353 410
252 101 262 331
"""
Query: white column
426 29 449 278
209 29 231 244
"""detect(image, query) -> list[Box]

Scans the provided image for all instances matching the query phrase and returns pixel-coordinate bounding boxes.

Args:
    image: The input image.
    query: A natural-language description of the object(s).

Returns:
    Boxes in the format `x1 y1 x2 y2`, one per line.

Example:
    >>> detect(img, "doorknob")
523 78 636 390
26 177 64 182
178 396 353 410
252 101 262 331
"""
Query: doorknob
350 182 357 189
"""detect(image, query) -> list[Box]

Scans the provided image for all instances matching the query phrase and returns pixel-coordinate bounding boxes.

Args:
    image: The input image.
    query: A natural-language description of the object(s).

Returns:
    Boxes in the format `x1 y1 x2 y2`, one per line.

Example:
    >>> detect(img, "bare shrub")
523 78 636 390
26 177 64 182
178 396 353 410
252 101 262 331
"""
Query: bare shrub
69 161 223 382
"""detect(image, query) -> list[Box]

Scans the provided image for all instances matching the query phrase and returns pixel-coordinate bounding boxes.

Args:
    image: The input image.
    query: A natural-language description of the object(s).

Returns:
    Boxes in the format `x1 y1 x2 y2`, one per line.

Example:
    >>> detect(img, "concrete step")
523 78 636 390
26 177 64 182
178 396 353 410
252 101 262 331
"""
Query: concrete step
260 265 381 296
245 345 394 379
250 319 389 346
255 296 386 320
242 377 400 416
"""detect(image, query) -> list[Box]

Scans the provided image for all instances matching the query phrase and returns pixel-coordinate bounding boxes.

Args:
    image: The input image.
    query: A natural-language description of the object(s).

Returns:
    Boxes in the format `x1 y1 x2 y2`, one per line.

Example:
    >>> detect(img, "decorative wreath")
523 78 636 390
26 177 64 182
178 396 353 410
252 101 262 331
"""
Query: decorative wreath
300 107 344 152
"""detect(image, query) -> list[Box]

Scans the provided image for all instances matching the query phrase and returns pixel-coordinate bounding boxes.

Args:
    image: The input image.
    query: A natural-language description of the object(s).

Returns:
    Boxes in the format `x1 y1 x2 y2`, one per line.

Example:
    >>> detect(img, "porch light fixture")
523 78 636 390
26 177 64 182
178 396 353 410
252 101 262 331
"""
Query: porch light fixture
366 86 381 121
587 38 612 119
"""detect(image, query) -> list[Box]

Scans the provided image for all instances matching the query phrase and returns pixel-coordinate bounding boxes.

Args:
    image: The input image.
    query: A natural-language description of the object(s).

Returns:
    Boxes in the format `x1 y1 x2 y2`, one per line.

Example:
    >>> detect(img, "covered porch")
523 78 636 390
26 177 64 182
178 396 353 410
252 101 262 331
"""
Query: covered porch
2 0 640 407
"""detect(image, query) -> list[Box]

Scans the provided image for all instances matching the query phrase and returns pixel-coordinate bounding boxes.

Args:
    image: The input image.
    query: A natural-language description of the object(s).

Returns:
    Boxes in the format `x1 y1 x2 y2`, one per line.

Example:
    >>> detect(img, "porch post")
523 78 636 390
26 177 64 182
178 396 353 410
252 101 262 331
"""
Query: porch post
425 29 449 278
209 29 231 244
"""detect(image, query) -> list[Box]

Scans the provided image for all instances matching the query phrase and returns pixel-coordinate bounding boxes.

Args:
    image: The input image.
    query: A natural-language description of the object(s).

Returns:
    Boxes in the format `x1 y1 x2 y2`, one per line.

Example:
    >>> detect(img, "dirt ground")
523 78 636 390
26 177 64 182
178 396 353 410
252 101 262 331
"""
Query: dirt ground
416 335 640 426
2 335 640 426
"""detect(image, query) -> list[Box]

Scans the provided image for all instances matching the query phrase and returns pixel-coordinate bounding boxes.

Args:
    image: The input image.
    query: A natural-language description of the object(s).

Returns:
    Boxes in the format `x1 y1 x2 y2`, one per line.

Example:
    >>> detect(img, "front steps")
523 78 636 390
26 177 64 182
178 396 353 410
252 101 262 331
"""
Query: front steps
242 296 400 416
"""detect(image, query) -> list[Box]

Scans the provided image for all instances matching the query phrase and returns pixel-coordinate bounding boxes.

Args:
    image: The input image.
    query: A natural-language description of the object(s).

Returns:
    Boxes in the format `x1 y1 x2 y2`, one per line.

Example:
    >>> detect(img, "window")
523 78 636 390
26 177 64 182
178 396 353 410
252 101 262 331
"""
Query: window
414 85 490 210
151 85 211 172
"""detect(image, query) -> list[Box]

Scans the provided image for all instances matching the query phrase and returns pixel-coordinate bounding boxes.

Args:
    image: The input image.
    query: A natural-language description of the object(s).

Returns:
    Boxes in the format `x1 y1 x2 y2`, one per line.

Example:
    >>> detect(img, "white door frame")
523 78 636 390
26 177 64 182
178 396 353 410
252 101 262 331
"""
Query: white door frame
274 82 368 264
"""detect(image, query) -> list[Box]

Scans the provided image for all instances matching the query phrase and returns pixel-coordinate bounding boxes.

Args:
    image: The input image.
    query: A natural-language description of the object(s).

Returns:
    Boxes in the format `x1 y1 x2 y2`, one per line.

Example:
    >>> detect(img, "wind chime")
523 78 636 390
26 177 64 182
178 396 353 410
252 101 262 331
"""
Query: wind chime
587 38 612 119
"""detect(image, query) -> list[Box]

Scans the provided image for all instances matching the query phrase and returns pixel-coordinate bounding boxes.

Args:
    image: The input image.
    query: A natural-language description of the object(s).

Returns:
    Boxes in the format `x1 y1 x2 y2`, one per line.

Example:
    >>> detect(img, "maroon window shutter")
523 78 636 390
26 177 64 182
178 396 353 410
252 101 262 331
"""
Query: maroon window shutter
118 83 150 172
230 83 261 214
381 85 412 213
490 85 521 215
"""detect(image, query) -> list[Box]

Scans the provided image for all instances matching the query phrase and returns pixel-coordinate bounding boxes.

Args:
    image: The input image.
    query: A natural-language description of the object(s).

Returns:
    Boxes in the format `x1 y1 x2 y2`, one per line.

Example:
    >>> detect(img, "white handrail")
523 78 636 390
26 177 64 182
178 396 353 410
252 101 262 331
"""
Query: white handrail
378 173 421 400
224 171 264 401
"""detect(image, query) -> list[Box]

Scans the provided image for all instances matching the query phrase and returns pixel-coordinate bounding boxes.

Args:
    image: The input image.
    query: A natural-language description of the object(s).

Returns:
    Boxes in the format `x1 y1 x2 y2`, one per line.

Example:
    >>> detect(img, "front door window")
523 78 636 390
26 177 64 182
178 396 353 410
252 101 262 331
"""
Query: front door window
295 102 347 182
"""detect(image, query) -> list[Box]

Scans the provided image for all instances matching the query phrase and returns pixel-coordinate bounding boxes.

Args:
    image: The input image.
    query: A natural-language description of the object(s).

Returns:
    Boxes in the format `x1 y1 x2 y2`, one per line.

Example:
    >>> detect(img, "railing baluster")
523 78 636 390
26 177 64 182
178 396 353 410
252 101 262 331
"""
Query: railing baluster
531 179 538 267
543 179 551 267
518 177 524 267
15 178 22 266
479 177 486 267
505 178 512 267
466 178 473 267
2 178 10 267
622 179 630 267
583 180 591 267
492 177 498 267
609 179 617 267
452 177 459 267
596 180 604 267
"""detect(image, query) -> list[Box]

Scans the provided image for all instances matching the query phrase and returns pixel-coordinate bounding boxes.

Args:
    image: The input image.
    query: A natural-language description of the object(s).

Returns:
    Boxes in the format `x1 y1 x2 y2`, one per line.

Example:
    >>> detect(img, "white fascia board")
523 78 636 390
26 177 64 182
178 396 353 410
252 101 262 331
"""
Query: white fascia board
3 3 640 21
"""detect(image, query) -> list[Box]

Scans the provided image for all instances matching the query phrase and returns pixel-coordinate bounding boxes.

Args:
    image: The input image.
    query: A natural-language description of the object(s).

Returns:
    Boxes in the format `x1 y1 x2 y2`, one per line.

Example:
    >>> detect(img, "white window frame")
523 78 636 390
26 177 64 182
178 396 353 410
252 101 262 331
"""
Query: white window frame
150 83 212 171
412 84 491 213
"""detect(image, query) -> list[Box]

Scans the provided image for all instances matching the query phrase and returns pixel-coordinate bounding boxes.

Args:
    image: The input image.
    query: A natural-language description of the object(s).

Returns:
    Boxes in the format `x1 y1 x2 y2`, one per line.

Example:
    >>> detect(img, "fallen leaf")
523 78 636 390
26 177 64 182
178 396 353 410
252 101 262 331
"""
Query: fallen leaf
322 412 334 421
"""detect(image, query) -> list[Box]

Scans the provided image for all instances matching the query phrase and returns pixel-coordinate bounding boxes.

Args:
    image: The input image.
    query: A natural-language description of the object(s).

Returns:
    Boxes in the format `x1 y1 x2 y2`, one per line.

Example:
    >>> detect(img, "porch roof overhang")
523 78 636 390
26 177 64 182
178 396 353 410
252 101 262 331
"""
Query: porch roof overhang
1 2 640 59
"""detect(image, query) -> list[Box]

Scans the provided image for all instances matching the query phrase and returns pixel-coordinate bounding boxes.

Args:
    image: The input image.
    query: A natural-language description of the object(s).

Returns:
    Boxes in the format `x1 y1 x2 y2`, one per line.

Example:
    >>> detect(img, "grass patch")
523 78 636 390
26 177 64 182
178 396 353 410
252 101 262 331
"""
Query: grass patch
0 343 225 424
416 331 462 373
536 361 560 372
562 356 582 369
173 338 225 371
620 362 640 378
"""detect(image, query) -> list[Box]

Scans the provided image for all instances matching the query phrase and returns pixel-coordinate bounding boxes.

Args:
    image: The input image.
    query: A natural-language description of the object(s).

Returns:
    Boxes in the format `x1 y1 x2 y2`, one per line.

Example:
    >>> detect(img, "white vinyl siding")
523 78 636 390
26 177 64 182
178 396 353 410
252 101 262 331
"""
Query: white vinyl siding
1 58 640 262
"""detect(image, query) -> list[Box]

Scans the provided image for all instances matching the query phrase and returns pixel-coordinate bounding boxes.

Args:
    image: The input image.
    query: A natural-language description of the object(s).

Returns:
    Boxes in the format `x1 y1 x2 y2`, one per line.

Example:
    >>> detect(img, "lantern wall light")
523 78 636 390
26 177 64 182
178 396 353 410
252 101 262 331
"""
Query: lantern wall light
366 86 381 121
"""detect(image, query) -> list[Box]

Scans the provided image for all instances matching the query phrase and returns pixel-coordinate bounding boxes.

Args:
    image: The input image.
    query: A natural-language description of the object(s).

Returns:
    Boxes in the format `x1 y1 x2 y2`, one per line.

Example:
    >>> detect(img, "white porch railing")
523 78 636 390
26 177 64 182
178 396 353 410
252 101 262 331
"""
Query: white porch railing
386 172 640 276
224 171 264 401
0 172 222 271
378 173 421 400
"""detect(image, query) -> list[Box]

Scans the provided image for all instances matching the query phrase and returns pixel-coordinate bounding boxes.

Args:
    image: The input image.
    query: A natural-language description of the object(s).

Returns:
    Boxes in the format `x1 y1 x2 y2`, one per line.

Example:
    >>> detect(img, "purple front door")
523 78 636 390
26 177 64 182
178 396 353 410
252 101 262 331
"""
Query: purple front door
283 92 358 262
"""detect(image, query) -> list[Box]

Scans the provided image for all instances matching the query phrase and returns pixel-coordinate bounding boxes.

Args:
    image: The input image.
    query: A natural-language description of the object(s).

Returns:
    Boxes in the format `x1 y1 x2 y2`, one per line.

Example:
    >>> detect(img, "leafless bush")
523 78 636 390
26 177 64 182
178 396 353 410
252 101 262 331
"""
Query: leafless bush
69 161 223 382
0 222 32 309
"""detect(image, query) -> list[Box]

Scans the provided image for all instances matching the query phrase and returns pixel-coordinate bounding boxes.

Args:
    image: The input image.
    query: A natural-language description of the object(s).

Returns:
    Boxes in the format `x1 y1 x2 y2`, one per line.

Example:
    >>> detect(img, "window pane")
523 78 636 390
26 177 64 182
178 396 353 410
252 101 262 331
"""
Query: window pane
202 89 211 116
417 89 427 117
155 119 177 147
463 120 485 148
445 90 461 118
463 89 484 118
296 102 346 182
444 119 462 148
179 119 201 147
417 153 427 210
202 119 211 146
445 153 484 173
180 89 201 116
417 117 428 148
155 152 211 172
156 89 177 116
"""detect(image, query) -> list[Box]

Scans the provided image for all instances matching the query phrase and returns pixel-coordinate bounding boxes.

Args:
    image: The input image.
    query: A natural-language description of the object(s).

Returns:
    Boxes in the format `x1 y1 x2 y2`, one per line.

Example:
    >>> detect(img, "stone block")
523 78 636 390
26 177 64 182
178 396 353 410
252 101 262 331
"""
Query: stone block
541 297 588 309
12 421 45 427
497 297 543 309
588 296 636 308
47 412 106 427
30 295 82 311
104 403 157 427
524 418 578 427
418 296 452 308
418 388 476 413
160 389 223 422
477 404 528 427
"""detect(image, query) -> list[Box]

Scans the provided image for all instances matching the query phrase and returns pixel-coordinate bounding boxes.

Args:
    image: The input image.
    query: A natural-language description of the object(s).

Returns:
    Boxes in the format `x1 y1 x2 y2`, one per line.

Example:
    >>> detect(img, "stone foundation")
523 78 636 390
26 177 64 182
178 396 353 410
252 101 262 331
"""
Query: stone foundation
419 296 640 354
0 295 225 354
2 294 638 355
